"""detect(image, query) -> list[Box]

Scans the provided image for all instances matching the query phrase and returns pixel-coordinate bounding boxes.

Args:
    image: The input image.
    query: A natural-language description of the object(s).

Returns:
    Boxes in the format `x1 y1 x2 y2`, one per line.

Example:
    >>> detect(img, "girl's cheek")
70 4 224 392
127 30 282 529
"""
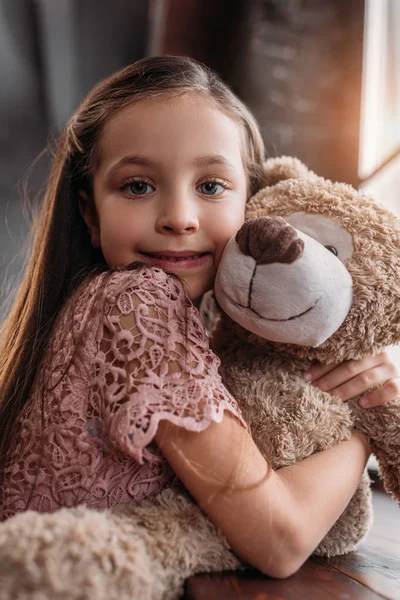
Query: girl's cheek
213 230 238 267
214 211 245 267
220 212 245 241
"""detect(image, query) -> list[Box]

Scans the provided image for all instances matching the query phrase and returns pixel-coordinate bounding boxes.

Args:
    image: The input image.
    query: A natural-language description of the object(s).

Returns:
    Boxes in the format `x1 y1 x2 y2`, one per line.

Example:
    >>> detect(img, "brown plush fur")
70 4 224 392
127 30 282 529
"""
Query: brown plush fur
0 157 399 599
212 322 374 557
246 158 400 363
212 156 400 555
0 485 241 600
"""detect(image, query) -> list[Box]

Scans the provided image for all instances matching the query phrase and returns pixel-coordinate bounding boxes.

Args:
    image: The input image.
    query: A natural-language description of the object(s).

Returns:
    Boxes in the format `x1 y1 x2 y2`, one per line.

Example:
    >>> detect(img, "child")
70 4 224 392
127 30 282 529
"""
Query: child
0 56 398 578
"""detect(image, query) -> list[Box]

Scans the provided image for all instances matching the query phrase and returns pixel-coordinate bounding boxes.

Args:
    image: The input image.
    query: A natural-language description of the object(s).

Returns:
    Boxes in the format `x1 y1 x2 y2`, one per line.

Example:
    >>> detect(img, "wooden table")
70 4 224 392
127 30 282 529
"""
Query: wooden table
184 479 400 600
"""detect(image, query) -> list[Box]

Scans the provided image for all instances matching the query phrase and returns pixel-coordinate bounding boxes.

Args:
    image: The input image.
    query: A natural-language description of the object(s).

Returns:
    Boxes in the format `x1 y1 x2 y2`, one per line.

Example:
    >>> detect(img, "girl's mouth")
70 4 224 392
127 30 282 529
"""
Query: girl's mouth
139 251 211 270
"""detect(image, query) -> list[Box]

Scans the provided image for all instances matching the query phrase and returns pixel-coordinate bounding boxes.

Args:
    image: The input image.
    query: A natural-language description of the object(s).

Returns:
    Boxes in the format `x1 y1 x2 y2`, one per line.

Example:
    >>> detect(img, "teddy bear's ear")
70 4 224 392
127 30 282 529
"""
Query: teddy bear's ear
261 156 316 187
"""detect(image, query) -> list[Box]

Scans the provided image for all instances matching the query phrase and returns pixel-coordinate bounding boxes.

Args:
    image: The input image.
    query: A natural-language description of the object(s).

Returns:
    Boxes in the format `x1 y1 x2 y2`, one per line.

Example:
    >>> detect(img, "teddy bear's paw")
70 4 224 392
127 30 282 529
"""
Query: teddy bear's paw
313 472 373 558
112 487 242 599
0 505 166 600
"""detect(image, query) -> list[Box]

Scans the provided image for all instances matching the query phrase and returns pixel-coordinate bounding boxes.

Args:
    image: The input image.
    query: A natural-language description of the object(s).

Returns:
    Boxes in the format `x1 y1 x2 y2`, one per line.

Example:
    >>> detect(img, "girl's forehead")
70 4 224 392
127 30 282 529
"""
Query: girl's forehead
95 95 247 173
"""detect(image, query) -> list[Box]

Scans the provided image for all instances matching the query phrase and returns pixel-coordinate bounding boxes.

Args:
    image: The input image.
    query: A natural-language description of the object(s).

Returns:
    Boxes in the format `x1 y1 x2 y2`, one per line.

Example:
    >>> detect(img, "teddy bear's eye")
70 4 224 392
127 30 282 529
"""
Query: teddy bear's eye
325 245 338 256
283 213 354 263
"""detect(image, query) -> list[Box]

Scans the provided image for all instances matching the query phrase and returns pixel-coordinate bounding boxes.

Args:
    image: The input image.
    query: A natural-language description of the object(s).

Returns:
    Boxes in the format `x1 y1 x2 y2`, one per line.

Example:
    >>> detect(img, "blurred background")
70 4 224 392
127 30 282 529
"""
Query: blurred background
1 0 399 338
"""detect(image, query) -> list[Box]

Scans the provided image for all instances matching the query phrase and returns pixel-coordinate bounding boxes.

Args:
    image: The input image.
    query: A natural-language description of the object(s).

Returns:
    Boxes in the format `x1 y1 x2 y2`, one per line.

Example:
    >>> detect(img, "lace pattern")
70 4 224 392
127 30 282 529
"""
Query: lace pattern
1 267 245 520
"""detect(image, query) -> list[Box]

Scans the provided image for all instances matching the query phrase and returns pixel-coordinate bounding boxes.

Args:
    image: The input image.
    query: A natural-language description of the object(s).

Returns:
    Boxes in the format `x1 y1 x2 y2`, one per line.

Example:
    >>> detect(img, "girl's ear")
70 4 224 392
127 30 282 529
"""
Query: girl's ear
78 191 101 248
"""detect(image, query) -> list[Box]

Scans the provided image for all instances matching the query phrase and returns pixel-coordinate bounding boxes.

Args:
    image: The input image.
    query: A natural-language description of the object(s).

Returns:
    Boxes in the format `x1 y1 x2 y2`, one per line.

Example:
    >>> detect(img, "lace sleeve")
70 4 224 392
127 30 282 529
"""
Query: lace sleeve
93 267 246 464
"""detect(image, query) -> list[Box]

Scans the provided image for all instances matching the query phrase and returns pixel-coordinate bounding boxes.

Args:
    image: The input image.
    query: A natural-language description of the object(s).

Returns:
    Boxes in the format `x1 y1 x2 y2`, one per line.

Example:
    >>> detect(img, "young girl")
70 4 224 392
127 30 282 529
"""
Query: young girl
0 56 399 578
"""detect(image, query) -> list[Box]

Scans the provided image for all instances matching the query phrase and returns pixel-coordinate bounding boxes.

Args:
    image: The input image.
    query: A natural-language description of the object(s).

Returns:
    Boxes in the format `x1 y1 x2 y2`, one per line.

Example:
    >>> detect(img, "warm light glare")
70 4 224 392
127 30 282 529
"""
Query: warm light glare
359 0 400 179
359 0 388 178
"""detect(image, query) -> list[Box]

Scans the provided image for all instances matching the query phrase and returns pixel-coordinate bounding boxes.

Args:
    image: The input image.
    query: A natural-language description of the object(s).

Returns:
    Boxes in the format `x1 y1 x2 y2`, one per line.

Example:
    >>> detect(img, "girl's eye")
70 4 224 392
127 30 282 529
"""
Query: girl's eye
198 180 226 196
123 179 155 196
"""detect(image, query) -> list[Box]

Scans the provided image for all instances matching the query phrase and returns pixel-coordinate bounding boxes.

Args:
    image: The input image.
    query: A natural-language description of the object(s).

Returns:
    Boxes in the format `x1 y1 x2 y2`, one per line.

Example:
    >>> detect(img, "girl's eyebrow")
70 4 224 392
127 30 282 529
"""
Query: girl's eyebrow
107 154 236 176
107 155 154 176
193 155 236 170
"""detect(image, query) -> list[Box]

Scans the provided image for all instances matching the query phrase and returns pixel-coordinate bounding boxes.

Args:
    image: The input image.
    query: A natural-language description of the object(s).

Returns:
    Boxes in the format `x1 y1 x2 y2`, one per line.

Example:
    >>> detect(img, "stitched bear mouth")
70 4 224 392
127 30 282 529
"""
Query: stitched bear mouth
227 295 320 322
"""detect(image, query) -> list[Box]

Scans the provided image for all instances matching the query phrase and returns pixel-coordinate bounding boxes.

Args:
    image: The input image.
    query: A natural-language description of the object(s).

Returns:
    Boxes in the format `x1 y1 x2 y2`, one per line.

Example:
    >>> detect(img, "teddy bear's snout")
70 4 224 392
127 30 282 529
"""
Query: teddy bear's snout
235 217 304 265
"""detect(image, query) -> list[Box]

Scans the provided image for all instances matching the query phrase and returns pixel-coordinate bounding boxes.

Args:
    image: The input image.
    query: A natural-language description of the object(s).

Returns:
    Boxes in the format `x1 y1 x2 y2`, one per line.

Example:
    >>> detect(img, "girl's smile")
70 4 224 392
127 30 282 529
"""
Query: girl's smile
79 94 248 301
137 250 212 271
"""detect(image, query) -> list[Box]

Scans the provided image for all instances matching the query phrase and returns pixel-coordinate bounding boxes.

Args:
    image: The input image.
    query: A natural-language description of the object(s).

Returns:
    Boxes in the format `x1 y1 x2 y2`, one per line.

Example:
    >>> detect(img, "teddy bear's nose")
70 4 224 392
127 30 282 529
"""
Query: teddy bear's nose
235 217 304 265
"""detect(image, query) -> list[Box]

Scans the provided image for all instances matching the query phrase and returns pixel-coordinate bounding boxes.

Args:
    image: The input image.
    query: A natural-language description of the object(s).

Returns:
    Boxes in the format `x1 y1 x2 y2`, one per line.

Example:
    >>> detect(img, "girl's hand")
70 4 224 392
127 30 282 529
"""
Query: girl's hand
303 351 400 408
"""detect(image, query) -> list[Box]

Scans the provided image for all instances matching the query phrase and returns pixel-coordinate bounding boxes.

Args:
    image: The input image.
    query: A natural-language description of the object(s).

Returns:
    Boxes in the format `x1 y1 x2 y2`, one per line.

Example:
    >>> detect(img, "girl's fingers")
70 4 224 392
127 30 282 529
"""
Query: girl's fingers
303 362 338 383
303 351 400 405
359 378 400 408
305 354 383 390
320 363 397 403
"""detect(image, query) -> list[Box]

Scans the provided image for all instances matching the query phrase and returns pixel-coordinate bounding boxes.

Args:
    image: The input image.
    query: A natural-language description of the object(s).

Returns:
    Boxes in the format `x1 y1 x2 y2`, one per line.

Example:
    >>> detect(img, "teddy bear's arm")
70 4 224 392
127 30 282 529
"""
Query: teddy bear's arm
219 355 353 469
349 398 400 503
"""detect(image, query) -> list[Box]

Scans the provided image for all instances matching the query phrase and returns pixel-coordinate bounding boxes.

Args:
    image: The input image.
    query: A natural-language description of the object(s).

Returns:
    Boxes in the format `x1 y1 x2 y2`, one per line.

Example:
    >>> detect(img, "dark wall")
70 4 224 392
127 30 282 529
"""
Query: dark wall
163 0 365 186
0 1 46 306
0 0 149 311
239 0 365 186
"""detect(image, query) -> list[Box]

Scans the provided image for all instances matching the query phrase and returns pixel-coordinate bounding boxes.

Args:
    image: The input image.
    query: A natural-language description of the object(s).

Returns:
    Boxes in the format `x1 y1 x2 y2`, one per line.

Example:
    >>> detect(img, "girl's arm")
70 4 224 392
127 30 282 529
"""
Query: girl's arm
103 270 369 577
155 414 370 579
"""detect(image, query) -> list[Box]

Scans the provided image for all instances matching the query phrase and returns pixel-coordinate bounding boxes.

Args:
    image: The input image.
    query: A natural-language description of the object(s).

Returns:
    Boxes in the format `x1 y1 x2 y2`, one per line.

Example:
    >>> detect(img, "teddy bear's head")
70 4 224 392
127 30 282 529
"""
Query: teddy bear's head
215 157 400 363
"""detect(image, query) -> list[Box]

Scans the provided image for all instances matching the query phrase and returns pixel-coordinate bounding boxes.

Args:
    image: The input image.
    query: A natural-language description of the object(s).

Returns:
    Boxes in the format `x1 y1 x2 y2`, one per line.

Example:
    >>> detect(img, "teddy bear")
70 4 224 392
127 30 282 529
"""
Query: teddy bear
0 157 399 600
212 156 400 558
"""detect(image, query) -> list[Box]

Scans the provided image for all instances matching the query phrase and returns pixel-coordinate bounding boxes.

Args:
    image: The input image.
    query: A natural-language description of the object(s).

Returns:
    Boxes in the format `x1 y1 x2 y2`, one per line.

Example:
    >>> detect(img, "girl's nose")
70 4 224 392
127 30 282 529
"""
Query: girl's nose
155 201 199 235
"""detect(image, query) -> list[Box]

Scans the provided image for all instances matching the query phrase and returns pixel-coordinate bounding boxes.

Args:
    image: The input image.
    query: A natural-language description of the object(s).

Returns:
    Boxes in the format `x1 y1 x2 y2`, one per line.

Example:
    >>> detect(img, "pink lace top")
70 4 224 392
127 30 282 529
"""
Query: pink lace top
1 267 245 521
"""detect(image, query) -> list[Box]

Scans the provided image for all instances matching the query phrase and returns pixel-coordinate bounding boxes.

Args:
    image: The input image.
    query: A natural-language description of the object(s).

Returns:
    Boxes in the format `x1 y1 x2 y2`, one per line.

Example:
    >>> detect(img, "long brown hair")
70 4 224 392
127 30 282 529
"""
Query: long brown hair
0 55 266 481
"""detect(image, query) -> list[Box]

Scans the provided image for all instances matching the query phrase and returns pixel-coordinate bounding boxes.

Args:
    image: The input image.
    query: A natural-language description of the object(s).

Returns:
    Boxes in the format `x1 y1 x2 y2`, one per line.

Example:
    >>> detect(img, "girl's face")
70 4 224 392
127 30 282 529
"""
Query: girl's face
80 95 248 301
